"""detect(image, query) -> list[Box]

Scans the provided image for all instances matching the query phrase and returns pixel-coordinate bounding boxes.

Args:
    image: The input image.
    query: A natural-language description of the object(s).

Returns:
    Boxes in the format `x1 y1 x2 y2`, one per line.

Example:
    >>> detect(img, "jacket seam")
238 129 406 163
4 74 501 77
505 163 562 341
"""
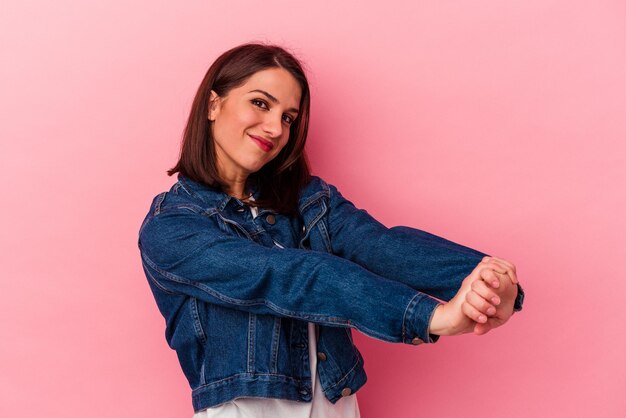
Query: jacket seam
192 372 304 391
141 260 177 295
142 251 385 329
300 192 327 212
247 313 256 372
154 192 167 215
299 201 328 247
190 297 207 344
299 178 330 211
322 355 362 391
402 293 421 343
270 317 281 373
315 203 332 252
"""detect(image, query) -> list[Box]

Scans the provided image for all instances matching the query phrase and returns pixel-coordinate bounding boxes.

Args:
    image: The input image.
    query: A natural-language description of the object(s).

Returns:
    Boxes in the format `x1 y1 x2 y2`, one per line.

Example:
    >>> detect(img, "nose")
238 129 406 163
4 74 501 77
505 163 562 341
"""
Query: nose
261 112 283 139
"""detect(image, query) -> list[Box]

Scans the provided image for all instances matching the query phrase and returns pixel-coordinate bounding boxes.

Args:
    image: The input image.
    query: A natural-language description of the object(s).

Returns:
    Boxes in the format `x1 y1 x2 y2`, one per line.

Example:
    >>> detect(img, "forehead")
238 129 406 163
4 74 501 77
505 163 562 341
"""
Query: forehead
235 68 302 109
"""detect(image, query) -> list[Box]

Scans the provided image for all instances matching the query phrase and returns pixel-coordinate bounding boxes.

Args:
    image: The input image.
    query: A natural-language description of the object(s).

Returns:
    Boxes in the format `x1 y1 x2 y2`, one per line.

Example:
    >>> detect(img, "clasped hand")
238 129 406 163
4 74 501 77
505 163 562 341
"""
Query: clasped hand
429 256 519 337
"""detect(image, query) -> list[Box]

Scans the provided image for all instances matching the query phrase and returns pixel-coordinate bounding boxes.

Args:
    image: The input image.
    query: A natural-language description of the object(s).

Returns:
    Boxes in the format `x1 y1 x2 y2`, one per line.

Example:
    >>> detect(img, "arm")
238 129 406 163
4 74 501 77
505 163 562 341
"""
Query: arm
324 181 524 324
138 206 442 345
325 182 489 302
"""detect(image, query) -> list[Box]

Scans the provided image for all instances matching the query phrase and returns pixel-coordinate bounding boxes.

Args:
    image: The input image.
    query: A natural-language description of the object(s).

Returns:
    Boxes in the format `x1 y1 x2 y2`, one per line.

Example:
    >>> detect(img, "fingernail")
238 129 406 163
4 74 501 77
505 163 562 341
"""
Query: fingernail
478 315 487 323
492 296 500 305
487 307 496 315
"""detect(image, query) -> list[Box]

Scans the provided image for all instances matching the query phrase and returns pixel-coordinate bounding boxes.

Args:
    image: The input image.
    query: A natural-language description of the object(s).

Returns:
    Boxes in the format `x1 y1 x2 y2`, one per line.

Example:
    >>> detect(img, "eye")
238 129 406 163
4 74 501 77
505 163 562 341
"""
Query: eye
283 114 295 125
251 99 268 109
252 98 296 126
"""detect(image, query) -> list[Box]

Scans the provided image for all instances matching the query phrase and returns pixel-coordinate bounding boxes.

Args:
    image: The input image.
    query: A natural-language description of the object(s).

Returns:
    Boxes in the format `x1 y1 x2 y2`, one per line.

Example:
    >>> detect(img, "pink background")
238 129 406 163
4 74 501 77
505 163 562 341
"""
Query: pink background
1 1 625 417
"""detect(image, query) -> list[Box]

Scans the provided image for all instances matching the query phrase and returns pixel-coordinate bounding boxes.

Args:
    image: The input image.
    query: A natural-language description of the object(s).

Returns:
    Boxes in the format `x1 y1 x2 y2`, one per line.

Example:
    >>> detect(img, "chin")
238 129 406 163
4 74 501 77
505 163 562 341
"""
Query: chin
246 157 275 173
244 162 268 174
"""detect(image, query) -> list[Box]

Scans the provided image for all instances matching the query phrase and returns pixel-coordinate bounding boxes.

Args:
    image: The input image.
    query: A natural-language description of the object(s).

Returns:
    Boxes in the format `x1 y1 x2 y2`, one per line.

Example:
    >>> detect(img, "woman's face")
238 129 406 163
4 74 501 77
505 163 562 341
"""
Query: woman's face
208 67 302 182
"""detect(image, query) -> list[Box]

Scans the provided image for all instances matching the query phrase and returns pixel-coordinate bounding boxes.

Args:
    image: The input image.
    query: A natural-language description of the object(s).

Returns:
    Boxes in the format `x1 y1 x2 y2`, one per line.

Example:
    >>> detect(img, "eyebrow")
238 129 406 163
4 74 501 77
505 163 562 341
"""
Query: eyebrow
248 89 300 114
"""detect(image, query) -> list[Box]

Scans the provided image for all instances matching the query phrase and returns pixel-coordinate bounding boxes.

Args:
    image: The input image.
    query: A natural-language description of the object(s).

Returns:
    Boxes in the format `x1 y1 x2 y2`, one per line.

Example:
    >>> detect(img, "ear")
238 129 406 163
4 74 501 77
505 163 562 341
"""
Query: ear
208 90 221 121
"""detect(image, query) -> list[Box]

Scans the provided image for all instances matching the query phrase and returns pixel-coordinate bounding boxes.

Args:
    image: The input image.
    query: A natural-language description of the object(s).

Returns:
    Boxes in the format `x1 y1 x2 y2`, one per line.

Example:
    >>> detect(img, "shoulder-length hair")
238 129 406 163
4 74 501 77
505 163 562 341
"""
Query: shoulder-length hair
167 42 312 216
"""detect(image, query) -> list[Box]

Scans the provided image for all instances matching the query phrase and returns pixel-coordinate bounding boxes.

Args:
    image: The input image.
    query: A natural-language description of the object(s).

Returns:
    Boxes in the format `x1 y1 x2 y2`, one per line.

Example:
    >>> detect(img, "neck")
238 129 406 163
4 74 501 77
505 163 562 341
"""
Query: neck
214 144 261 200
217 169 249 201
225 184 249 200
222 175 252 200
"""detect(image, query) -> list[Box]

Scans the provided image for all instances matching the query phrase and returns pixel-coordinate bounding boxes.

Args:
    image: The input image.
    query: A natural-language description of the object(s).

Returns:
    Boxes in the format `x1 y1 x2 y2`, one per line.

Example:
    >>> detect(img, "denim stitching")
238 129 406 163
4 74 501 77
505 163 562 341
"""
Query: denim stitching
145 249 402 340
402 293 421 344
323 355 362 390
299 200 327 246
315 208 332 253
192 372 303 391
247 313 256 372
141 261 176 295
189 297 207 344
270 317 281 373
217 213 254 240
154 192 167 215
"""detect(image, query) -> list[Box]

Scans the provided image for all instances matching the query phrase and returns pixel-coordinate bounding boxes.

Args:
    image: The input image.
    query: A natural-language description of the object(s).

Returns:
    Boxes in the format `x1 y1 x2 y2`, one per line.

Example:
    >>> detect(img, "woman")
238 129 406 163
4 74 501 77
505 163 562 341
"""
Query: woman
137 42 524 417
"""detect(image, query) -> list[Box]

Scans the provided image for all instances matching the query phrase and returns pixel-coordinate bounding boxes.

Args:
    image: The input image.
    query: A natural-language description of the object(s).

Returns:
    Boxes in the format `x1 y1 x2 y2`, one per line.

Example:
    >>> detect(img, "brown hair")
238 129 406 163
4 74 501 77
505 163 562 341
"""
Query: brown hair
167 42 312 216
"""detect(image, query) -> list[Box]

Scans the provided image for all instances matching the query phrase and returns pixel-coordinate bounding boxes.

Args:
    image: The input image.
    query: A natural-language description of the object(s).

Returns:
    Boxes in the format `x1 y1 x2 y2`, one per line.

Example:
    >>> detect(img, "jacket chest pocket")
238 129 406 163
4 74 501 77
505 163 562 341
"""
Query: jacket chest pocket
216 212 300 249
299 198 331 253
214 212 251 239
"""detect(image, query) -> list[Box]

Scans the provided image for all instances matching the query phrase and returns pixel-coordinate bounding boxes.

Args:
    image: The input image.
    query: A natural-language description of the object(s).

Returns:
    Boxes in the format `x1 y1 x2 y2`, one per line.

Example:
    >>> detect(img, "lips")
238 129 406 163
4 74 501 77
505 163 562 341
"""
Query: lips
249 134 274 152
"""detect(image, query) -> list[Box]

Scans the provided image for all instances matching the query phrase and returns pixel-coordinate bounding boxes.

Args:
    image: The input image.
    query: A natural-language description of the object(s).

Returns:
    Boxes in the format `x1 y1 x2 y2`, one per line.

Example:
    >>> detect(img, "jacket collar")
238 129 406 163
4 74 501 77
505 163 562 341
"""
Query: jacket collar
176 172 328 213
176 173 260 211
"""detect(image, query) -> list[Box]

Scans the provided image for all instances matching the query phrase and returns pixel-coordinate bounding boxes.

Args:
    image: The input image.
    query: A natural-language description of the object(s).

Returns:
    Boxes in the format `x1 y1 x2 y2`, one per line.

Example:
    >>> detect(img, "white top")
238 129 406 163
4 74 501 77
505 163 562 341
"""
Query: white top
192 200 361 418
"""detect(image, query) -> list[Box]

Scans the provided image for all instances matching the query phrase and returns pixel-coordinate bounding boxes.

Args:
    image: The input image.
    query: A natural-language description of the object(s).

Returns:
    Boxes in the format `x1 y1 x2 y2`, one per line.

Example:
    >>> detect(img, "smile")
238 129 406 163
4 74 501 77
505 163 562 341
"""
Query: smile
249 134 274 152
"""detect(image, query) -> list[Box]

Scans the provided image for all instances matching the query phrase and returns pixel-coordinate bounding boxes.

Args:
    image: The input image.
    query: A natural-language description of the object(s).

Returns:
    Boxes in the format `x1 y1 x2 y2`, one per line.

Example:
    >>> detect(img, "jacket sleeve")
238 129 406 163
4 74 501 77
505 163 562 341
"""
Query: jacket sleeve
138 204 442 344
328 184 524 311
325 182 524 312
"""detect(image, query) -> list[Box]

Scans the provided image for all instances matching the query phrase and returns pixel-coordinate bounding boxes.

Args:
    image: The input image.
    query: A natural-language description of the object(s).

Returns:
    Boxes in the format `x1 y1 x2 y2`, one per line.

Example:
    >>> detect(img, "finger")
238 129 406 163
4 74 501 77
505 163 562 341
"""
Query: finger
475 318 498 335
479 261 508 277
490 257 518 284
486 255 516 274
471 279 501 306
493 270 513 289
462 301 488 324
475 261 508 284
481 257 507 271
465 290 497 317
482 256 518 284
479 267 502 289
473 321 492 336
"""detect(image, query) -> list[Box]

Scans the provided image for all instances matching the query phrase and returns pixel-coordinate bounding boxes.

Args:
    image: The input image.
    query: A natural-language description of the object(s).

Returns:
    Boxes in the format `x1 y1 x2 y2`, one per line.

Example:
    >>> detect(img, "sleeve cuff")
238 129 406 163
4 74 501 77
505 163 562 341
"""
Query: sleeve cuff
402 293 442 345
513 283 525 312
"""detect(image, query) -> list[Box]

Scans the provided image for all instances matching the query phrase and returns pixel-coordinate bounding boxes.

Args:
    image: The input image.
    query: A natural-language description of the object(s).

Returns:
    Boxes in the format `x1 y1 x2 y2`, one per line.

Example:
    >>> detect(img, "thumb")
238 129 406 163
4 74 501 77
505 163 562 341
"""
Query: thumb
473 321 495 336
494 270 515 286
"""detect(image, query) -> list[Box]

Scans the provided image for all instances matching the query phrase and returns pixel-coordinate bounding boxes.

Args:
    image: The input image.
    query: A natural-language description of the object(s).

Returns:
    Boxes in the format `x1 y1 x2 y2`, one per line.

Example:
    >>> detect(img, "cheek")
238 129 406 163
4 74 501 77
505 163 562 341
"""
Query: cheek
274 135 291 155
235 107 260 128
214 108 257 140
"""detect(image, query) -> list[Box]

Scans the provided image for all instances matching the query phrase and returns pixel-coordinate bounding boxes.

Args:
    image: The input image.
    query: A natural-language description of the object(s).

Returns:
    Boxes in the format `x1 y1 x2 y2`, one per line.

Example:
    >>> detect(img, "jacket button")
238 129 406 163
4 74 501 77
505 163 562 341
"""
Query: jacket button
302 225 306 232
317 352 327 361
411 337 423 345
341 387 352 397
266 214 276 225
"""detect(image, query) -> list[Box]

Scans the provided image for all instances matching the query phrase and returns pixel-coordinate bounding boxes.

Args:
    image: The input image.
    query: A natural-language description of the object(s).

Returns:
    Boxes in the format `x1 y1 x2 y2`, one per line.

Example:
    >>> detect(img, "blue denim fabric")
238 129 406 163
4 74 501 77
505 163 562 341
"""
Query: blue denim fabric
137 173 523 412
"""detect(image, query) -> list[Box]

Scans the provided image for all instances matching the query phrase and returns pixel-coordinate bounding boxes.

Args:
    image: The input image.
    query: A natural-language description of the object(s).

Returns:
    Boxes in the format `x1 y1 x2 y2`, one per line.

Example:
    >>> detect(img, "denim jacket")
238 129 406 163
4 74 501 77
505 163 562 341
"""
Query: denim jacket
137 173 524 412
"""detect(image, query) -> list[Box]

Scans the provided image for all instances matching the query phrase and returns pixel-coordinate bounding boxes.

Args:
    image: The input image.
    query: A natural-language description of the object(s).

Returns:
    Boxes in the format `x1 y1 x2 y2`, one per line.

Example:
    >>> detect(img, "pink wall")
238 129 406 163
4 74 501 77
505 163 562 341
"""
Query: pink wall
1 1 625 417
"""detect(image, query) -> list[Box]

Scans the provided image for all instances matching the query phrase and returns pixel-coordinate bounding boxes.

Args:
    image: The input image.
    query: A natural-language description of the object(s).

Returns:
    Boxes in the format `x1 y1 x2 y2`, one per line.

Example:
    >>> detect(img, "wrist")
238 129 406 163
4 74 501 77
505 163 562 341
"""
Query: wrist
428 304 450 336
